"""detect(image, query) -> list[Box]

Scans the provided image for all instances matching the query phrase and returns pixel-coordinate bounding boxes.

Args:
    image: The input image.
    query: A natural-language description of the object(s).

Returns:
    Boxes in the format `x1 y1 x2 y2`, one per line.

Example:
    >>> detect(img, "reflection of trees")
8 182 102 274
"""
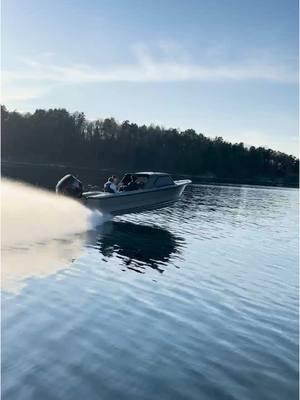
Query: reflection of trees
95 221 184 274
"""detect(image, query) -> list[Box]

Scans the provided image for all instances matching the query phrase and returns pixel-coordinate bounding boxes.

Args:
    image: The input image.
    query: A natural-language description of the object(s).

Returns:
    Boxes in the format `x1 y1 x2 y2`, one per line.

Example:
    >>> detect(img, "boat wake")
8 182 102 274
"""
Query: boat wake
1 178 109 293
87 209 112 230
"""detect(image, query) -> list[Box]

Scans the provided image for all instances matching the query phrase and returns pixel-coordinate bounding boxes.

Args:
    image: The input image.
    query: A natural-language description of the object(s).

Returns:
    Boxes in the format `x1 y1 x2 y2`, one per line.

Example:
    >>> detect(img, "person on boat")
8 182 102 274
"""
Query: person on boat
124 175 139 191
104 176 117 193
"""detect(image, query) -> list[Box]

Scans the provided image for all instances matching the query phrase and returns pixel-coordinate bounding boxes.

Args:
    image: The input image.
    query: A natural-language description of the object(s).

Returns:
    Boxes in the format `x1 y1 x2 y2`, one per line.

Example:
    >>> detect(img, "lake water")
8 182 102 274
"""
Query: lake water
1 166 299 400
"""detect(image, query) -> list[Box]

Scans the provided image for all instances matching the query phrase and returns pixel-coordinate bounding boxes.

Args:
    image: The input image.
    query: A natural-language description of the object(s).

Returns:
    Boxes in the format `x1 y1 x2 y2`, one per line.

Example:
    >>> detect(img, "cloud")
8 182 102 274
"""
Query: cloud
1 44 297 102
4 45 298 83
1 86 49 102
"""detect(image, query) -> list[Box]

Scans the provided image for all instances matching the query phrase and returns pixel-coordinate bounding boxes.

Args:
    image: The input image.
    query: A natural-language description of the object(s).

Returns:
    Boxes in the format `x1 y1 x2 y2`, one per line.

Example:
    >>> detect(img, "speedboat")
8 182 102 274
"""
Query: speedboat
56 172 191 215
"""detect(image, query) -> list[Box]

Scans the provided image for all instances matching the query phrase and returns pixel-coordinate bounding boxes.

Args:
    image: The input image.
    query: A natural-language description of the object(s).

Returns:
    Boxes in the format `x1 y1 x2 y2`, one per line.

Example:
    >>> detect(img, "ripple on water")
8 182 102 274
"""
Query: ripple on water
2 184 299 400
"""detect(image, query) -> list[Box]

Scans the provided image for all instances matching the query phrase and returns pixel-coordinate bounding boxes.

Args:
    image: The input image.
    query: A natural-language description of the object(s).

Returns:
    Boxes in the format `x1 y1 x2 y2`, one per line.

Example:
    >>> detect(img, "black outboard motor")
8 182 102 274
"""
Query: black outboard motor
56 174 83 198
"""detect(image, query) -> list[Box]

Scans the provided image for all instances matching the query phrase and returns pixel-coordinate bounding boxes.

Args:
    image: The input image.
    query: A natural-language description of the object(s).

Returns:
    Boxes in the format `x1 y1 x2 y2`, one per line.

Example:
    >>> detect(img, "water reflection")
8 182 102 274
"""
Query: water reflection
2 236 84 293
93 221 184 274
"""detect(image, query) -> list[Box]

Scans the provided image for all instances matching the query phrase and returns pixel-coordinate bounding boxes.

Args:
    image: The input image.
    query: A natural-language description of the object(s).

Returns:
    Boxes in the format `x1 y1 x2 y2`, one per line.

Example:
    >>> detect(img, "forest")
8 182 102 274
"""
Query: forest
1 105 299 186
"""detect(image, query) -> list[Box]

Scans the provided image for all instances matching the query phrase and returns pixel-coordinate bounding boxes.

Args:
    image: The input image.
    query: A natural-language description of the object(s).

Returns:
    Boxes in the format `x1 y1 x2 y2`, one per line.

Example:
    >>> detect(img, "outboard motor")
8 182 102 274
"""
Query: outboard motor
56 174 83 198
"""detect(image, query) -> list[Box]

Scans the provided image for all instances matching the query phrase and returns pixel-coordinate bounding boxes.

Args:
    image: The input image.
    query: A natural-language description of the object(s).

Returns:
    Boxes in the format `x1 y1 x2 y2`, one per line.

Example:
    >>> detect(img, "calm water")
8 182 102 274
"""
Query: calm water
1 170 299 400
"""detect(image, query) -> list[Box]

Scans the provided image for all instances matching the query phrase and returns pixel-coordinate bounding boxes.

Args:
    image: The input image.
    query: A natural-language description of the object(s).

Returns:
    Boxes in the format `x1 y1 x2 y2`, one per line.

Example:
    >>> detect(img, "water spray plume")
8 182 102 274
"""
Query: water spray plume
2 178 91 248
1 178 105 293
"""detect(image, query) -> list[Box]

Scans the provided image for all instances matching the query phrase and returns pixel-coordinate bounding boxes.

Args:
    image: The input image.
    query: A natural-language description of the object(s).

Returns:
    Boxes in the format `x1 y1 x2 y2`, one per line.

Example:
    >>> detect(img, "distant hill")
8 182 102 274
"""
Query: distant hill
1 105 298 187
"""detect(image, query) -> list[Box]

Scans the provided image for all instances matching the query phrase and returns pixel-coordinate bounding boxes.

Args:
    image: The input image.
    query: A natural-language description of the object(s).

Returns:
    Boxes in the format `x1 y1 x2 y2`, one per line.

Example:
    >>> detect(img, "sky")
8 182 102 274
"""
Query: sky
1 0 299 156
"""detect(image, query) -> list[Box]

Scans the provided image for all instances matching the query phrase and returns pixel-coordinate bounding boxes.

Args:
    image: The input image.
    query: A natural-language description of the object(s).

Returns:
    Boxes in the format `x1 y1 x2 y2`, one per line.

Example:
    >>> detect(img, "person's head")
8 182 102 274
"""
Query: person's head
112 175 118 184
108 177 114 183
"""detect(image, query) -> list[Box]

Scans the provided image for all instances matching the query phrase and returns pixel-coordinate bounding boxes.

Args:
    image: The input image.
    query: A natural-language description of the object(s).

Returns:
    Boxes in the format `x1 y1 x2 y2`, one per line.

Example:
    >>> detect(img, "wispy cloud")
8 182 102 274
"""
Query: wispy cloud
1 86 49 102
2 44 297 102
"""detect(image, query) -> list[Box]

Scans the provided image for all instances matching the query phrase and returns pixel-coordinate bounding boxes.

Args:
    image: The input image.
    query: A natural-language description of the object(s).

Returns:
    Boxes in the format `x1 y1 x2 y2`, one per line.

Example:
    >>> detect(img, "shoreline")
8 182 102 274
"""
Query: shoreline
1 159 299 189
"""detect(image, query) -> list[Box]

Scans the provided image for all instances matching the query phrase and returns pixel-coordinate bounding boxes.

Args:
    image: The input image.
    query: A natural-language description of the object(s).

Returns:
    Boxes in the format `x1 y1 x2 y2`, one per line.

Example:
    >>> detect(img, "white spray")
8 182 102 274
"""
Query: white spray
1 178 105 292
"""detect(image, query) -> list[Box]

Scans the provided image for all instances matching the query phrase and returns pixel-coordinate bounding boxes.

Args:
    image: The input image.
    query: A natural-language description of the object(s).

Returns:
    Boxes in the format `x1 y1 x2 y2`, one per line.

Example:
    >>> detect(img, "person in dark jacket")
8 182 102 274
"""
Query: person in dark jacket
124 175 139 191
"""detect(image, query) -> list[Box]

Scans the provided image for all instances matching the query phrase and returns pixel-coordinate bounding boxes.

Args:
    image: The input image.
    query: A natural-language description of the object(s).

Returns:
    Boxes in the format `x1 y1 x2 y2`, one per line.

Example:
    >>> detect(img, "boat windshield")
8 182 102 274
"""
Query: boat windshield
154 175 174 187
120 174 149 187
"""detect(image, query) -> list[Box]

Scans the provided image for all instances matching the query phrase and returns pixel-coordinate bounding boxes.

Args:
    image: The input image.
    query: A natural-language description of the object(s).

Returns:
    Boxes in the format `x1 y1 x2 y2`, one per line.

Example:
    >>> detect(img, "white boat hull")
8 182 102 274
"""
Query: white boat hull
82 180 190 215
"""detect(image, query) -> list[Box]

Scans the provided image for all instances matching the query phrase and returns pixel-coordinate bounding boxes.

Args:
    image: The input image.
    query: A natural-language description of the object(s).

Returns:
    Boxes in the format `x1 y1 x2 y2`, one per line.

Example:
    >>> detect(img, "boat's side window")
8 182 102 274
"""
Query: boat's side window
155 176 174 187
135 176 148 189
120 174 131 185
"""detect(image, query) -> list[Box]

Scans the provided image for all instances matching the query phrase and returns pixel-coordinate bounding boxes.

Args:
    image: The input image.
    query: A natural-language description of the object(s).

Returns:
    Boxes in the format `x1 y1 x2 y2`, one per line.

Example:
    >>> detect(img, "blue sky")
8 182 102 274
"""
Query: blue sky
2 0 299 155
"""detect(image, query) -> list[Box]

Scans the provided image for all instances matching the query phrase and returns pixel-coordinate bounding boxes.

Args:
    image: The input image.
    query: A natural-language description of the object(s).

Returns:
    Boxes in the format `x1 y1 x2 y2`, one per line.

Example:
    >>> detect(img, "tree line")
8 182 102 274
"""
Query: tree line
1 105 298 186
